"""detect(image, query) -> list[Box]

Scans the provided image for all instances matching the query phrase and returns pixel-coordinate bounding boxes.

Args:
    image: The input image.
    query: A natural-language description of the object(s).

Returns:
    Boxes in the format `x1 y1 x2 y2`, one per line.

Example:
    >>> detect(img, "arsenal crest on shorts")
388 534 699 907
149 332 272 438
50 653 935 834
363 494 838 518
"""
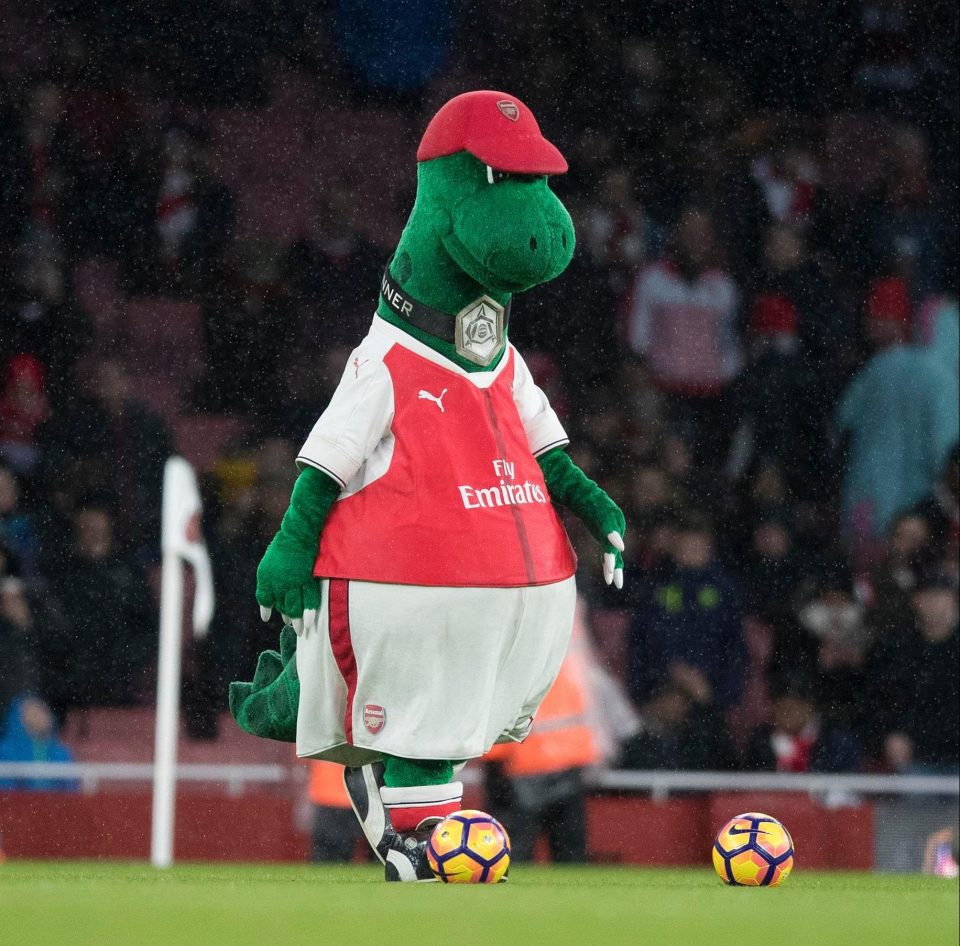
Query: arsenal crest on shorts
363 704 386 734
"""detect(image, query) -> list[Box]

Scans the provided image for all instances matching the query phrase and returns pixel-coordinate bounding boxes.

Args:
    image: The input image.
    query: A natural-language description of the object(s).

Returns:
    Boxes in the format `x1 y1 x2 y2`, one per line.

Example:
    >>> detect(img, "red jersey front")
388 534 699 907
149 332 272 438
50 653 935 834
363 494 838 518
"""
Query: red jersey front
298 317 576 587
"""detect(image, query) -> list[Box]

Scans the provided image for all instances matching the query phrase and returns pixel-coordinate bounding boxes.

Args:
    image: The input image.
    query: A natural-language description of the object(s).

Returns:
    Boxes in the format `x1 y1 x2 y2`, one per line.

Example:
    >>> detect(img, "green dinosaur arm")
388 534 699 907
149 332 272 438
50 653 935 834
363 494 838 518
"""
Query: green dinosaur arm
538 446 626 582
255 465 341 621
232 469 338 743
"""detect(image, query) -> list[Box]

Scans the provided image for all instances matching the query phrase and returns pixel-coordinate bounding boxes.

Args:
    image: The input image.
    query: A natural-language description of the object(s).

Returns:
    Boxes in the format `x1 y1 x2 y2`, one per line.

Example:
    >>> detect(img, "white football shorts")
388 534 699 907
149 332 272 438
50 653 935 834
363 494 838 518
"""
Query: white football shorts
295 576 576 765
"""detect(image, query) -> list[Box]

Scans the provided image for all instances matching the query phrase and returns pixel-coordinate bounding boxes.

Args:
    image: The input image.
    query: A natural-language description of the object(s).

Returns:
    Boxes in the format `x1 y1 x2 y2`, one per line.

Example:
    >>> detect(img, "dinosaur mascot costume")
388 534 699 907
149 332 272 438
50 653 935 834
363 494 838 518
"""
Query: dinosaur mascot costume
230 91 625 881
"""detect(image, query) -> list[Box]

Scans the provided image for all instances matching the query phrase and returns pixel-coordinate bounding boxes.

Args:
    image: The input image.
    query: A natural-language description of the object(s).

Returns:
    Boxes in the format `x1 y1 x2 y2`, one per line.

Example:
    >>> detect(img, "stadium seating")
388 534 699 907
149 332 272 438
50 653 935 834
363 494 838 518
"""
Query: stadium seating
122 297 206 422
72 257 125 339
173 415 249 472
208 105 407 244
124 298 205 369
822 112 892 195
208 106 318 241
588 609 630 684
62 707 293 767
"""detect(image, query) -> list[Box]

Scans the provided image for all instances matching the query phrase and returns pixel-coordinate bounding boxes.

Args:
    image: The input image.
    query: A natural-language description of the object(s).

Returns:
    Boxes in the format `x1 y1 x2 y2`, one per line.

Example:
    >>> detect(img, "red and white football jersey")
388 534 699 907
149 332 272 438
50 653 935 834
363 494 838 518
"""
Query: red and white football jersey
297 317 576 587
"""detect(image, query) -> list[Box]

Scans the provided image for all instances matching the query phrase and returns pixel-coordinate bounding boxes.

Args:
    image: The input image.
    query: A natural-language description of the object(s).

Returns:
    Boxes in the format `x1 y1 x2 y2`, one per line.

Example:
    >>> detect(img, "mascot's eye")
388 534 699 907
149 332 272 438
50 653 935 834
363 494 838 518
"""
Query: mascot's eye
486 166 539 185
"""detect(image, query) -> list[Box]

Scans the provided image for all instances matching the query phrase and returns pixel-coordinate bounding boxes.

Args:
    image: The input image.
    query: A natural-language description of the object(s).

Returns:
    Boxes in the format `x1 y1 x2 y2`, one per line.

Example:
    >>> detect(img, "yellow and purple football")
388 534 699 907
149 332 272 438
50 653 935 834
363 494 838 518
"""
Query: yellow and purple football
426 809 511 884
712 811 795 887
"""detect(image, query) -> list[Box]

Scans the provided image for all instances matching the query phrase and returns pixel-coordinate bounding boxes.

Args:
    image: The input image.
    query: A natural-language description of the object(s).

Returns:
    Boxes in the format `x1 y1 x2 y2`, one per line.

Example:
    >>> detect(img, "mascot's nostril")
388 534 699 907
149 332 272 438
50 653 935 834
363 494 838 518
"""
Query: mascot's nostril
529 236 537 251
561 233 567 249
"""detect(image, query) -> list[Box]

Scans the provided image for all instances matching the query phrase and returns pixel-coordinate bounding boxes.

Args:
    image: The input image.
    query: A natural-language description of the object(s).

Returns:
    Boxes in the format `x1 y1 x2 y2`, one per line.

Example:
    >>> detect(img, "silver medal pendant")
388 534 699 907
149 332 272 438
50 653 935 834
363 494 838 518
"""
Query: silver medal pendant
454 295 506 367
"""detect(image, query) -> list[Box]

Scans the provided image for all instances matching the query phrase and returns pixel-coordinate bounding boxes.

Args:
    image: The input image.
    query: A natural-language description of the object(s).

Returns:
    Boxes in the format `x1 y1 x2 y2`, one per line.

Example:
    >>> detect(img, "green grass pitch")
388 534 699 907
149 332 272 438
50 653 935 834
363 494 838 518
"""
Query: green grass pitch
1 862 957 946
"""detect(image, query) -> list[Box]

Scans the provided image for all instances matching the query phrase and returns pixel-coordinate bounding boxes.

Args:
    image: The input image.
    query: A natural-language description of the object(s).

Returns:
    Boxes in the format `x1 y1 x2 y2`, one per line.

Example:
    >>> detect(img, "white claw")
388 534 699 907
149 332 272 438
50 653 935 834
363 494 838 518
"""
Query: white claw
614 568 624 590
292 616 305 636
260 606 272 623
280 613 292 627
607 531 625 552
602 552 615 585
303 609 319 635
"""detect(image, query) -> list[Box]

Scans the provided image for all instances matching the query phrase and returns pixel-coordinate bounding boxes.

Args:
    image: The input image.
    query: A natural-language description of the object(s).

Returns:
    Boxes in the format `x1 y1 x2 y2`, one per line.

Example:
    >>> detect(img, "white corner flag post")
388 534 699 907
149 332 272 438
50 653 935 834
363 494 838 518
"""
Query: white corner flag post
151 456 215 868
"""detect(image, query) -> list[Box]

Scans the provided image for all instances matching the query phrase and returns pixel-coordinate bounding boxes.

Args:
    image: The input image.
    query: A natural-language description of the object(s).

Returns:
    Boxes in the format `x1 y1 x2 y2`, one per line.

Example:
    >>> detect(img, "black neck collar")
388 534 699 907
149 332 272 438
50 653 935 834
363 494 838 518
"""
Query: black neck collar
379 267 510 344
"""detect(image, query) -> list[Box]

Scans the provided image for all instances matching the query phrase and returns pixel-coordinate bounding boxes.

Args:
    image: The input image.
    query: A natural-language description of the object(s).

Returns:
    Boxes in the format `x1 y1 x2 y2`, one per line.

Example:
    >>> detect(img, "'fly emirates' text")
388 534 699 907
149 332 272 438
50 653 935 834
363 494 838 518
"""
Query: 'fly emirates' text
458 459 547 509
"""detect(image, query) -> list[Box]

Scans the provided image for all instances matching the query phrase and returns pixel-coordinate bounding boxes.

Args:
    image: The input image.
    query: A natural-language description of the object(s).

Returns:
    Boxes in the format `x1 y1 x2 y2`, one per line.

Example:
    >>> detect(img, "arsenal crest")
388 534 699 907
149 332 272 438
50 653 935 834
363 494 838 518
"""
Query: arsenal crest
363 704 386 734
455 296 506 366
497 100 519 122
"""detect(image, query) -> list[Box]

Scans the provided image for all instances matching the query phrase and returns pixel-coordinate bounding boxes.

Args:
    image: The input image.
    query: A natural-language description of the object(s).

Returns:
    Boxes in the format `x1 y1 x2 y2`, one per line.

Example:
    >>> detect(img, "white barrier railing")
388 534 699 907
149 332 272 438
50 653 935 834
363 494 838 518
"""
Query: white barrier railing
0 762 288 797
1 763 956 801
591 769 960 801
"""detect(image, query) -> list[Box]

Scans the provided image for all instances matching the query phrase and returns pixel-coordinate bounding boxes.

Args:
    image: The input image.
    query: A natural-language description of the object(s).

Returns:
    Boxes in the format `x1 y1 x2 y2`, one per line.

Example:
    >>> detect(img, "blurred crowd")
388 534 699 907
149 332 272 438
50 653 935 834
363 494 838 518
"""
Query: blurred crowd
1 1 958 780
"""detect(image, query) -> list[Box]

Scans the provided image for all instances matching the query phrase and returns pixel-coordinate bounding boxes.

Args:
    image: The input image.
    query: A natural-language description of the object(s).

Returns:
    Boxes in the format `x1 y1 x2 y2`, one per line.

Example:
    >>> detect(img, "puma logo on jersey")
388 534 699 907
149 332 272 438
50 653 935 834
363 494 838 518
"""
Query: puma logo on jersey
353 357 369 378
418 388 448 412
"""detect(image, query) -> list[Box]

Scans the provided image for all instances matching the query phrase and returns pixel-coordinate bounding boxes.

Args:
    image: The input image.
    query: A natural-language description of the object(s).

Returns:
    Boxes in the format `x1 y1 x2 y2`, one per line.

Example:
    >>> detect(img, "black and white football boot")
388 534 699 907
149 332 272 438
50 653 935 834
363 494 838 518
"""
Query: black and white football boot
342 763 437 882
382 827 436 883
343 763 390 862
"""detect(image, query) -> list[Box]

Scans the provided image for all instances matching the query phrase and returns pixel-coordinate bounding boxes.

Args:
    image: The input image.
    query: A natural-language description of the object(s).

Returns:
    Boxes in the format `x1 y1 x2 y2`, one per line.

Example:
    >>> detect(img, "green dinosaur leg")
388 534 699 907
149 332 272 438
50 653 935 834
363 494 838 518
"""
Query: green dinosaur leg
228 625 300 742
382 757 458 787
380 757 468 833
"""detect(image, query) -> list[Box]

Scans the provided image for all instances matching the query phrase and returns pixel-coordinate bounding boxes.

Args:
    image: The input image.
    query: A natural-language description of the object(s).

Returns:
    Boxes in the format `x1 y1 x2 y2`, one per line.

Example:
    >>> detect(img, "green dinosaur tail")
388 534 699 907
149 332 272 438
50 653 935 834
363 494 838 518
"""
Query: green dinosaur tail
228 624 300 743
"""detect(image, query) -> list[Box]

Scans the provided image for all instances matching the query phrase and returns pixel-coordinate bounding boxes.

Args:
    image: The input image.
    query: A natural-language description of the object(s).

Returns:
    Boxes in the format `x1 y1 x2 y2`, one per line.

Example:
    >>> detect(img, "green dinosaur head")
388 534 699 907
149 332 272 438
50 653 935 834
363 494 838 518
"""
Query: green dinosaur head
378 91 575 370
410 151 575 294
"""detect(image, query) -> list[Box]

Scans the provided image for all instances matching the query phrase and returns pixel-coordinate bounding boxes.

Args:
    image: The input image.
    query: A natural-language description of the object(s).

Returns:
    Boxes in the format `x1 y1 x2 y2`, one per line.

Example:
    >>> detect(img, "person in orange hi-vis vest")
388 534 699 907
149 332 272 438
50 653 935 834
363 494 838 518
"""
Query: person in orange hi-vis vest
484 598 637 862
308 760 364 862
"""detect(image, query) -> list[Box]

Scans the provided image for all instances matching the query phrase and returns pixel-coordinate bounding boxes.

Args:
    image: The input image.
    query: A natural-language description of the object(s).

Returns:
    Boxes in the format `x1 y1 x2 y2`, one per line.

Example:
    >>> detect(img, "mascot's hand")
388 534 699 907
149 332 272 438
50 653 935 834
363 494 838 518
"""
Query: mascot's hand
588 495 626 590
255 466 342 635
601 524 626 590
537 447 626 590
256 532 321 635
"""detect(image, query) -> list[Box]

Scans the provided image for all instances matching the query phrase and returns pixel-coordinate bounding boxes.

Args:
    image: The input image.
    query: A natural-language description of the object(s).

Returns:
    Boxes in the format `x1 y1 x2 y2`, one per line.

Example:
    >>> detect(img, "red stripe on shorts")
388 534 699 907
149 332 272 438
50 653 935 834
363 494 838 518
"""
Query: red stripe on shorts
327 579 357 743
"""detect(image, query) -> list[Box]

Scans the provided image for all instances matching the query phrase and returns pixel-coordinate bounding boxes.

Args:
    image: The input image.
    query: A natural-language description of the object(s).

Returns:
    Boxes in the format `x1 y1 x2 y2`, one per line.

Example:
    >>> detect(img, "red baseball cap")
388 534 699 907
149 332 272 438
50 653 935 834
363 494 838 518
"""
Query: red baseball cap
417 90 568 174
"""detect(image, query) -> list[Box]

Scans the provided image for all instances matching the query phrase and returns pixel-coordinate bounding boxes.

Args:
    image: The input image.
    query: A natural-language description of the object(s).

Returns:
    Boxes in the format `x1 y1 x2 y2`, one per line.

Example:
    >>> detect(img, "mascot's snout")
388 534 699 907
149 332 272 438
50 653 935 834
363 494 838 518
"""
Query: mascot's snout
433 155 575 293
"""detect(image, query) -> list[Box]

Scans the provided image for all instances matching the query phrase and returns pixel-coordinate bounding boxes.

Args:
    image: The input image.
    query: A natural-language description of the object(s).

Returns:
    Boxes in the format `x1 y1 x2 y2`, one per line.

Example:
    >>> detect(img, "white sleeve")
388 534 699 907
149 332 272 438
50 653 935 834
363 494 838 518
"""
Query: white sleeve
512 348 569 457
296 350 394 488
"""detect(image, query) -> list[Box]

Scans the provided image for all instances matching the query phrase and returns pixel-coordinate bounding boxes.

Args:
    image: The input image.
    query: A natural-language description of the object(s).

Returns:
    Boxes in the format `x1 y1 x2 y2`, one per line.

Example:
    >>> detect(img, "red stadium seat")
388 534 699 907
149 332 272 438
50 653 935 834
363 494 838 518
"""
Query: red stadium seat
62 707 156 761
588 609 631 682
62 708 292 766
822 113 892 195
178 714 292 765
209 107 317 241
134 374 185 422
208 105 408 244
124 297 205 380
173 415 248 472
72 258 125 336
